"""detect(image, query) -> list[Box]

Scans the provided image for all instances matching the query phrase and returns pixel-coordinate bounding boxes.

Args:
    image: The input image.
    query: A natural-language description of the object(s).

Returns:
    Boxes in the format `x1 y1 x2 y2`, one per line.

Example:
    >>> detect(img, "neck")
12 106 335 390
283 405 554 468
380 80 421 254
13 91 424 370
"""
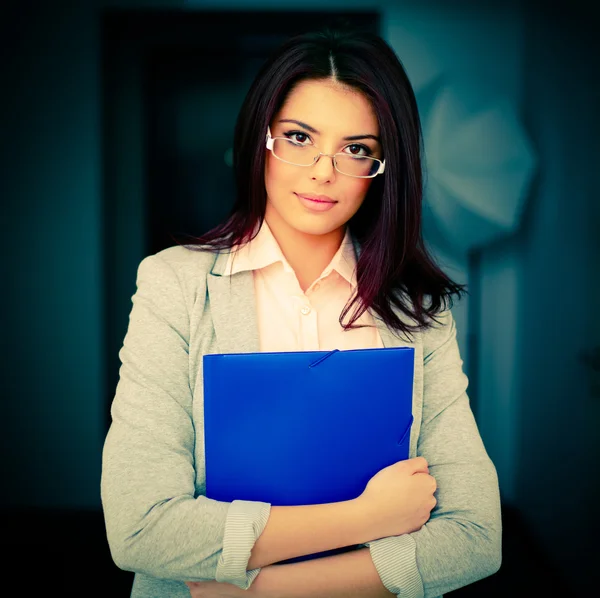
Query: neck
264 213 345 292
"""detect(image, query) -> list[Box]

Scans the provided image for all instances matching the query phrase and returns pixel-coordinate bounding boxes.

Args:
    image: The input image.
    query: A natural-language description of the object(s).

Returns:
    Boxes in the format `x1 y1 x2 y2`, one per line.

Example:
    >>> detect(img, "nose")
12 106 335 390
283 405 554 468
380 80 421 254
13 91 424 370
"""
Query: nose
311 152 337 182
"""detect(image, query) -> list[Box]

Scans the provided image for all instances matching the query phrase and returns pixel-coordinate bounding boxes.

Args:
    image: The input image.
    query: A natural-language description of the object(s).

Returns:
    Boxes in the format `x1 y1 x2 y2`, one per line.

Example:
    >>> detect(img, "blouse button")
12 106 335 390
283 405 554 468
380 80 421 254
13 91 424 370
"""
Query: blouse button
300 305 311 315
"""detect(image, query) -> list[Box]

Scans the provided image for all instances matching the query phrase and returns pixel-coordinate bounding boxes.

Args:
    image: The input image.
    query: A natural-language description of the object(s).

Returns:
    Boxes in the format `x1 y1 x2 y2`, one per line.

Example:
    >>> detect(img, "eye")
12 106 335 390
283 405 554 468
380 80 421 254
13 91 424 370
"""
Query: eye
344 143 372 157
284 130 313 145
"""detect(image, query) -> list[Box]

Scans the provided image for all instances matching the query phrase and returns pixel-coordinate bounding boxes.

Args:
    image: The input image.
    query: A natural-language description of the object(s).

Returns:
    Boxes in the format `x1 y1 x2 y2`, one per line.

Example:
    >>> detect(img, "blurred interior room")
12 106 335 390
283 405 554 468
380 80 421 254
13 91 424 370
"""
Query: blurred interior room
2 0 598 595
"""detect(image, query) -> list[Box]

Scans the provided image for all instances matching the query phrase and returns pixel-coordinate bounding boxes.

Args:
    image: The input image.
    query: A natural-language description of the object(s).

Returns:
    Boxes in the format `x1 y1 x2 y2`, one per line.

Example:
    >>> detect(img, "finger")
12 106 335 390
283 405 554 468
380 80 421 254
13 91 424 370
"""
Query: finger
411 468 429 476
405 456 428 472
397 456 428 474
412 461 429 474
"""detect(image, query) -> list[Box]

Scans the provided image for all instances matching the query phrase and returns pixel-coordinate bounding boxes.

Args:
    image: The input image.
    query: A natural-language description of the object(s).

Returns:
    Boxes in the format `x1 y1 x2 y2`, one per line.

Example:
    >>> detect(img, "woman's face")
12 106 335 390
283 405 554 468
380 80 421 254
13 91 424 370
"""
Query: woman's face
264 78 381 242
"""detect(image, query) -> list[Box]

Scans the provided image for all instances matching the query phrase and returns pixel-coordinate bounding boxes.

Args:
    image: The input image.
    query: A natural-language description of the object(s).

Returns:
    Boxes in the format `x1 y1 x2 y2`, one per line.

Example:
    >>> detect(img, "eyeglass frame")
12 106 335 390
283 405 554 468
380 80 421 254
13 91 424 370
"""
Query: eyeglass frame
265 126 386 178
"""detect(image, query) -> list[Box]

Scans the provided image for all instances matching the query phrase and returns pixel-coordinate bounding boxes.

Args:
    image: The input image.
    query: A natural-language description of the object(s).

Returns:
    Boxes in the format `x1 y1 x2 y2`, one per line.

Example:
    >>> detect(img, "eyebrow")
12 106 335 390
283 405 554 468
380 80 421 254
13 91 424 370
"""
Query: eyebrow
278 119 380 143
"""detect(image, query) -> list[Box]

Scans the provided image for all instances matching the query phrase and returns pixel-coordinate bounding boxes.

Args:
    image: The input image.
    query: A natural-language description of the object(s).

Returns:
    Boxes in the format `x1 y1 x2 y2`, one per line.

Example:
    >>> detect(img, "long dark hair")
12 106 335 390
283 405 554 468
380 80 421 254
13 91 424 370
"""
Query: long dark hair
179 26 466 341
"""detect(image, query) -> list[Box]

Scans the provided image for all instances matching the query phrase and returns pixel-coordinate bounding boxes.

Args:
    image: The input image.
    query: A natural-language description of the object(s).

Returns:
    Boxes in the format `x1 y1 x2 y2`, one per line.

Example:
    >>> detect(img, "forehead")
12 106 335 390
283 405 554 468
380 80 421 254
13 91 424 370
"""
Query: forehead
277 79 379 134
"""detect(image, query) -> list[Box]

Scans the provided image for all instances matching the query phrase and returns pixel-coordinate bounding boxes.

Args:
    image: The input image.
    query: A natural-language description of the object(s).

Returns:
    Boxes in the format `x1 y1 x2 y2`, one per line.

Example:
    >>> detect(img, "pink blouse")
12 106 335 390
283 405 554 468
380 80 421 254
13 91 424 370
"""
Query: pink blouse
224 220 384 352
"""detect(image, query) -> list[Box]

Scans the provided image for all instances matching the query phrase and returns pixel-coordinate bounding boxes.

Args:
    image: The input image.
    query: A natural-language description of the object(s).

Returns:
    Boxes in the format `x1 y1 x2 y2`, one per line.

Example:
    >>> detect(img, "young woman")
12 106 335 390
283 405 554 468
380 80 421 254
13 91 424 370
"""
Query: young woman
101 27 502 598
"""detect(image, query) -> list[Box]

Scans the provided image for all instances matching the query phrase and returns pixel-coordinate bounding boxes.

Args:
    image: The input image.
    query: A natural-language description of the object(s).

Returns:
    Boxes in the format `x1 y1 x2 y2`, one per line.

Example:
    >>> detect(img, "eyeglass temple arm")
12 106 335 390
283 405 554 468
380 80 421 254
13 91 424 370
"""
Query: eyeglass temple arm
266 126 274 150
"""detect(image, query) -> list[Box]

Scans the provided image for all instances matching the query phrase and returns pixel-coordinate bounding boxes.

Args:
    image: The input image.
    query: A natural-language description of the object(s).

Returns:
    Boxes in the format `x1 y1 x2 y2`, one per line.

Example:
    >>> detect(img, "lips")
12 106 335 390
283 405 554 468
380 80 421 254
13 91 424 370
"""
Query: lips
295 192 338 213
297 193 336 204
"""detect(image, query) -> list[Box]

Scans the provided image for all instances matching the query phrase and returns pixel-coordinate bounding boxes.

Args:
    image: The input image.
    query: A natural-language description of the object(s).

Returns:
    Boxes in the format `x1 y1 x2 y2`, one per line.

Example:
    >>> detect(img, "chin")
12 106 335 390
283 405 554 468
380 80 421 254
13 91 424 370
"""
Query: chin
290 219 344 237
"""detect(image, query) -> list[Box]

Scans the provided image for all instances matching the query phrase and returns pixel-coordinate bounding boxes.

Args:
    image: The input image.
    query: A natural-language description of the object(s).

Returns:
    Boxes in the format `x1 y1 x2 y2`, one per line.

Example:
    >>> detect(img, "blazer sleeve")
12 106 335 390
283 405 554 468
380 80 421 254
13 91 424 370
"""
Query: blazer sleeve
100 253 271 588
364 309 502 598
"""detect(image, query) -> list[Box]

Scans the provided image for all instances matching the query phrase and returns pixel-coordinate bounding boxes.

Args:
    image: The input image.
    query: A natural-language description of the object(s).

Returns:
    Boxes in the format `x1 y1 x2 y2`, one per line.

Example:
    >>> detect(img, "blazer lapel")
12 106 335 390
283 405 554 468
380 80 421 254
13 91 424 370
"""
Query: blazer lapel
206 250 260 354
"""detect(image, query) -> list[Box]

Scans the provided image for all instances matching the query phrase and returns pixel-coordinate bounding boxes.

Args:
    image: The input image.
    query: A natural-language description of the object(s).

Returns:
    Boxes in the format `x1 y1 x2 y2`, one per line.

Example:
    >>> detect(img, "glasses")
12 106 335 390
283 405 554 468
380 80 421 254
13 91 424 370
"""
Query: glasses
265 127 385 178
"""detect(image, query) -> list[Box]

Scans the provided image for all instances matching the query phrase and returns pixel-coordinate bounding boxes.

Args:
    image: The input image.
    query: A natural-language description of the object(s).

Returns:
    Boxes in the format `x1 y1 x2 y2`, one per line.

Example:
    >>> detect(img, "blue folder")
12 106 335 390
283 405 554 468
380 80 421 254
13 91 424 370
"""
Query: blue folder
203 346 415 563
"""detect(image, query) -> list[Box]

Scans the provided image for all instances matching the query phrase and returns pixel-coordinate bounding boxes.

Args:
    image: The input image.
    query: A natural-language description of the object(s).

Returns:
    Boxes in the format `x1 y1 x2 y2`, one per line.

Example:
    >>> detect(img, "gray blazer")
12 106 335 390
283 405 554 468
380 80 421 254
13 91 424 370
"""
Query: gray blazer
101 243 502 598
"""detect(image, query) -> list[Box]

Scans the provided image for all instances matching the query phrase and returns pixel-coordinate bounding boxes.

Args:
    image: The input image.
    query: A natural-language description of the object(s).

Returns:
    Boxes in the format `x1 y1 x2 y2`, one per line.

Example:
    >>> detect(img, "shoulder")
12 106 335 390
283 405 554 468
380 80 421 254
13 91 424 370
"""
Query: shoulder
391 289 457 355
421 308 456 356
153 244 218 272
135 244 221 301
139 244 218 279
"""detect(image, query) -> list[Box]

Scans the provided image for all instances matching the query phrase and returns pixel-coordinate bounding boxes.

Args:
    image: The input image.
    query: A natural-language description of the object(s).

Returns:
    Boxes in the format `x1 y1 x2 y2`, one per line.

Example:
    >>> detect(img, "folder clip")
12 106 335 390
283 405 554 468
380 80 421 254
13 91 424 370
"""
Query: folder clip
308 349 340 368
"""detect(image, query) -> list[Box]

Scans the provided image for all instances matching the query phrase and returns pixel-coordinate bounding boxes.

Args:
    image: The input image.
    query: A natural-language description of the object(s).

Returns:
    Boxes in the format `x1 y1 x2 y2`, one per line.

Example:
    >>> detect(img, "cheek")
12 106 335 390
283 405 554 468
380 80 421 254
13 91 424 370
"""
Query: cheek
265 156 294 193
346 179 373 203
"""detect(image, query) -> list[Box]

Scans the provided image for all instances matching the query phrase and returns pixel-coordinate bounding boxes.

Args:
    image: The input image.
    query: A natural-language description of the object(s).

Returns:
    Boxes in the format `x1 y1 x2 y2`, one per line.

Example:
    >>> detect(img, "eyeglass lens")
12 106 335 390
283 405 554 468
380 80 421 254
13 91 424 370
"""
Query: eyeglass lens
272 138 380 177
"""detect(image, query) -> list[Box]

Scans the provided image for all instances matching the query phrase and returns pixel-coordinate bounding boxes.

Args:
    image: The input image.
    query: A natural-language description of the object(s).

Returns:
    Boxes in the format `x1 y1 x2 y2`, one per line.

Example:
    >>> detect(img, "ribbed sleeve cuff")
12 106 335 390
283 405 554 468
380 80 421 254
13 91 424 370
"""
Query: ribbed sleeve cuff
215 499 271 589
365 535 424 598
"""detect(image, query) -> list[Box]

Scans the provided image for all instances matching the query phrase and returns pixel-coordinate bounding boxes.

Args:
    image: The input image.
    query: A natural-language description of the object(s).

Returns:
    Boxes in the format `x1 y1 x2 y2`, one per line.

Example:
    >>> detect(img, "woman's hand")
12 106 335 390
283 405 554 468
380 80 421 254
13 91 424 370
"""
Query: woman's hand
355 456 437 540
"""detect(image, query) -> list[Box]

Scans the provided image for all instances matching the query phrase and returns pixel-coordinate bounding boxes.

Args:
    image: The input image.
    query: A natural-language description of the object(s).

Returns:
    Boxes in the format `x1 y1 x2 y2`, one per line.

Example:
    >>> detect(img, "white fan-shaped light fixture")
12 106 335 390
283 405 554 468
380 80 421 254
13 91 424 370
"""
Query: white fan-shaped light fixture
417 77 537 257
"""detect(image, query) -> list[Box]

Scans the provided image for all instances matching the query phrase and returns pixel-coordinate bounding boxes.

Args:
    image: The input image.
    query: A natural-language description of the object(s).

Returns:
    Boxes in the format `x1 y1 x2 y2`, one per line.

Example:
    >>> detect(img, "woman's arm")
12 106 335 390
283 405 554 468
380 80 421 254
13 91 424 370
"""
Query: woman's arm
188 548 396 598
247 499 372 570
365 309 502 598
102 252 279 590
101 252 376 590
251 547 396 598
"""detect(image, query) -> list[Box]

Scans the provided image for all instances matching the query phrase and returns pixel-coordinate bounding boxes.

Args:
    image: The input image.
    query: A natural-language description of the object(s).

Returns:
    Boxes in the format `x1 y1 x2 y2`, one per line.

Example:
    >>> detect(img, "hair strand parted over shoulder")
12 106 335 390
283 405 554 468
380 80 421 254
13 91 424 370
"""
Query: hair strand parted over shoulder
176 26 467 341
